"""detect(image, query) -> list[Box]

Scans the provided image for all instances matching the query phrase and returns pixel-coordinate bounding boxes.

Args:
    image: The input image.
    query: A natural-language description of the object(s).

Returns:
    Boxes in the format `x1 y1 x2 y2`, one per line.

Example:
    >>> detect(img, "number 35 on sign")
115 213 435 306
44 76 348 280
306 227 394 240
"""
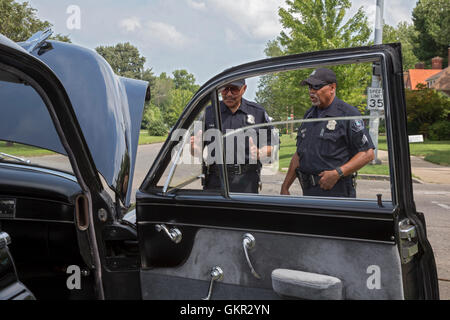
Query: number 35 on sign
367 87 384 110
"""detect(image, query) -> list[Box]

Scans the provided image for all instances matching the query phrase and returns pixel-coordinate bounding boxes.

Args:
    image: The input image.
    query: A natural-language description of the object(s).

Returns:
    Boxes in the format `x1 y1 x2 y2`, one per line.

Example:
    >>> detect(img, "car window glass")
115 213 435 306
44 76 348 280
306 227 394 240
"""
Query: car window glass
218 64 392 202
0 79 73 174
156 98 223 192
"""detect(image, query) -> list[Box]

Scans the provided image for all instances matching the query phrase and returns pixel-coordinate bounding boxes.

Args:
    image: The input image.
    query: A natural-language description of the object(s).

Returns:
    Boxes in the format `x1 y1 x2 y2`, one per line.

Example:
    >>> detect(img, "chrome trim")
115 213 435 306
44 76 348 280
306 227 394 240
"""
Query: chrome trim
242 233 261 279
21 28 53 53
0 152 30 164
0 231 11 248
202 266 224 300
155 224 182 244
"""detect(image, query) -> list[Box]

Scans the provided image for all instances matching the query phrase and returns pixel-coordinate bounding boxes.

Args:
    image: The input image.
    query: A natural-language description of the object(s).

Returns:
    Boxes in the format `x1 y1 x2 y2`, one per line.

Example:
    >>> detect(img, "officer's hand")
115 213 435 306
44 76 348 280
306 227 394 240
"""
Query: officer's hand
318 170 340 190
280 186 290 195
249 137 258 161
190 130 203 157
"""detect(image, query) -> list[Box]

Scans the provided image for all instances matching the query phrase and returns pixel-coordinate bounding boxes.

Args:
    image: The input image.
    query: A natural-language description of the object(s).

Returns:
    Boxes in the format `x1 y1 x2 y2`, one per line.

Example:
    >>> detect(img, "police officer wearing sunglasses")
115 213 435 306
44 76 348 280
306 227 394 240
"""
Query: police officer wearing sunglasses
202 79 274 193
281 68 375 197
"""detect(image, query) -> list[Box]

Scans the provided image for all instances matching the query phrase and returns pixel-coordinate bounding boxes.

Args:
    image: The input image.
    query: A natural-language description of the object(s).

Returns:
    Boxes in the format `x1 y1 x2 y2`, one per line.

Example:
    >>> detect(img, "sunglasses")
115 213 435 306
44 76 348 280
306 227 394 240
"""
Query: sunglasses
220 86 242 95
308 83 330 91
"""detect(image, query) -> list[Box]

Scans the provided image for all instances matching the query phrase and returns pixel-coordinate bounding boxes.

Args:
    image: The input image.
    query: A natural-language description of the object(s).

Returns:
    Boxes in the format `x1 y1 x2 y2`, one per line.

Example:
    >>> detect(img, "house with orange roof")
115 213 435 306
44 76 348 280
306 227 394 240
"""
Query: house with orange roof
426 49 450 96
405 56 444 90
427 67 450 96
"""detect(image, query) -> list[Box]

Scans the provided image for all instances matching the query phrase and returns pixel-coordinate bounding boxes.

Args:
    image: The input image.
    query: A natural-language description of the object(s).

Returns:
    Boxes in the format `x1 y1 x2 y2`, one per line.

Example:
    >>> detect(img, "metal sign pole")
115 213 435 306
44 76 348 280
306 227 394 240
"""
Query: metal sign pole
369 0 384 165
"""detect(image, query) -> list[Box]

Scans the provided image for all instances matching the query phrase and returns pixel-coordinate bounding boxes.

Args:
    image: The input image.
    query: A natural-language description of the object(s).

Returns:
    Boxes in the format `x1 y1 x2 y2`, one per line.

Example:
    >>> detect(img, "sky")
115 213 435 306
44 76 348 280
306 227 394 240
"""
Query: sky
23 0 417 90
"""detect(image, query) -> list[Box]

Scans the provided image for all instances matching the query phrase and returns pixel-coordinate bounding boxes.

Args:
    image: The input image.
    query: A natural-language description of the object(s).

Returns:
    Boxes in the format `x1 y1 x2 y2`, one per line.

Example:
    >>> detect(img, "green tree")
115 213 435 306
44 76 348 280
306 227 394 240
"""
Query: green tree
256 0 372 120
411 0 450 67
383 22 419 71
164 88 195 127
0 0 70 42
95 42 153 80
151 73 175 110
172 69 199 92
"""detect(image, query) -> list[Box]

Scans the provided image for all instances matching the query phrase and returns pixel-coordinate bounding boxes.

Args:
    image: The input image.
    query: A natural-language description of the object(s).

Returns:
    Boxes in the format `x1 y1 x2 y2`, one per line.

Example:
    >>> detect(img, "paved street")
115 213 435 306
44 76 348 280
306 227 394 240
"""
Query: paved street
30 142 450 299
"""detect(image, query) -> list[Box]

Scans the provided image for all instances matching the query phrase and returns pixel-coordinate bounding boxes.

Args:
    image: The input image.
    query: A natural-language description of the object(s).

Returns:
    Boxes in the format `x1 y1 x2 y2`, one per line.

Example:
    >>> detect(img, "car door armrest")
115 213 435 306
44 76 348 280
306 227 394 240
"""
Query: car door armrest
271 269 343 300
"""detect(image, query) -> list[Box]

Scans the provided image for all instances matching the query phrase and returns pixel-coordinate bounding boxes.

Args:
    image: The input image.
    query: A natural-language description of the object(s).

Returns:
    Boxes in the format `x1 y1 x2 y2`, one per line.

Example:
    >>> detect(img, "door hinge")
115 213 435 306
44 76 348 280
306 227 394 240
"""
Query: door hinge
399 219 419 264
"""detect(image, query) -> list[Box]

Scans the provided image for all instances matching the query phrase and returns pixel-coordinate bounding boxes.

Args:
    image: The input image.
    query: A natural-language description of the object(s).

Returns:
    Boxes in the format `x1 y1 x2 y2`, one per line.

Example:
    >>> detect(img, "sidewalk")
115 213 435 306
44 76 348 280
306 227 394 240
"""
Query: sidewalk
377 150 450 184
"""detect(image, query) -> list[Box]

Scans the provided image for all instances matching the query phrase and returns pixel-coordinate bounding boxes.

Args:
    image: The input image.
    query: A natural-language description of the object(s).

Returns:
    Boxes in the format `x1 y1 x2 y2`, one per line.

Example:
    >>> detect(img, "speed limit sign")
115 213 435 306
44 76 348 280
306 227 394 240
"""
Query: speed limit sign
367 87 384 110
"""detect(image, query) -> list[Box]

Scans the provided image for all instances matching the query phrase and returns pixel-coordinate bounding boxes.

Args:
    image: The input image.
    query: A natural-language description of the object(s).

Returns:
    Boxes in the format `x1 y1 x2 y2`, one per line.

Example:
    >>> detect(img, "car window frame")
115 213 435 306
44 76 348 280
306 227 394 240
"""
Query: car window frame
141 49 402 207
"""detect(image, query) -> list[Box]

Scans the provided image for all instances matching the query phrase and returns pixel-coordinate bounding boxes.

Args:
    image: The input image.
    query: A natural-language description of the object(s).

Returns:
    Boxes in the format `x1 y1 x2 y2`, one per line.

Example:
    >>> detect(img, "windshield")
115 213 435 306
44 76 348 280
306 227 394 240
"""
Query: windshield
0 75 73 174
0 141 73 173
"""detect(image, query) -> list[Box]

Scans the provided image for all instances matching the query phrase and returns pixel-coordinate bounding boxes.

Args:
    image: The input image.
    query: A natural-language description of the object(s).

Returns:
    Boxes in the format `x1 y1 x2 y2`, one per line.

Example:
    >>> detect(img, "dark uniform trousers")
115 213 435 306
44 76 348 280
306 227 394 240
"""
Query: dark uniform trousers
204 164 260 193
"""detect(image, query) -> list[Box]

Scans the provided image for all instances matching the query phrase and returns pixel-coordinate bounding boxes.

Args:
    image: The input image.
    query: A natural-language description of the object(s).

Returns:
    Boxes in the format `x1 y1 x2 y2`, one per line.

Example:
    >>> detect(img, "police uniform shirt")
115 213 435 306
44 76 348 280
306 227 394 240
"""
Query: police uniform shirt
296 97 375 175
204 98 274 164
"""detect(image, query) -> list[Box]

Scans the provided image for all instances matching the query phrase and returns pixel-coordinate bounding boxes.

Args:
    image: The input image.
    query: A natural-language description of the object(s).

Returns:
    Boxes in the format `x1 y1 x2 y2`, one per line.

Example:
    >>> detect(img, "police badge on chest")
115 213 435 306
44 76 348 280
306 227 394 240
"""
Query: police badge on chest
246 114 255 125
326 120 337 130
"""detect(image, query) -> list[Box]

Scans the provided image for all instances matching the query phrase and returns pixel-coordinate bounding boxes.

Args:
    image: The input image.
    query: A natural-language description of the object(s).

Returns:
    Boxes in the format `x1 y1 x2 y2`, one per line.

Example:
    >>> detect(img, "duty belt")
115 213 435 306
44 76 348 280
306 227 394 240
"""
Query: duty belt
296 170 322 187
295 169 356 189
207 164 259 175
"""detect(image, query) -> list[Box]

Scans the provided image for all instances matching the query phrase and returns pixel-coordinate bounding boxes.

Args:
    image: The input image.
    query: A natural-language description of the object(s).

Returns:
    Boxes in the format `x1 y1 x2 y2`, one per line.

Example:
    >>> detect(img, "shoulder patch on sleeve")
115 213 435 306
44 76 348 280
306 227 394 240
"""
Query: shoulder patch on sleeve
352 119 365 132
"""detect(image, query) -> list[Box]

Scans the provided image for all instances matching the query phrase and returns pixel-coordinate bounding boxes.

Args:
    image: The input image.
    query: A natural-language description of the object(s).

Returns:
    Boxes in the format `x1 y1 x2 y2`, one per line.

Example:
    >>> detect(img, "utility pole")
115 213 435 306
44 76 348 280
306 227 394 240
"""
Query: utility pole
368 0 384 164
286 106 289 134
291 107 294 136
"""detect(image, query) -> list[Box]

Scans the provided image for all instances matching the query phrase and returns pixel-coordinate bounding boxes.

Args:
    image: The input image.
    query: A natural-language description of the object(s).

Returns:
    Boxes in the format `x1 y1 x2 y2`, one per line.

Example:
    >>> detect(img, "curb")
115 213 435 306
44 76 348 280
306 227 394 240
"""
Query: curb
358 174 423 184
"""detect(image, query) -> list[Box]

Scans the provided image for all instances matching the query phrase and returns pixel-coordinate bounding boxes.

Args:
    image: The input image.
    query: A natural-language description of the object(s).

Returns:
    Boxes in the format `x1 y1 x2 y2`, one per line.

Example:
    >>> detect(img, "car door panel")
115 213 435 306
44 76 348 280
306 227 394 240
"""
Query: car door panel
136 44 439 300
139 227 403 300
137 194 403 300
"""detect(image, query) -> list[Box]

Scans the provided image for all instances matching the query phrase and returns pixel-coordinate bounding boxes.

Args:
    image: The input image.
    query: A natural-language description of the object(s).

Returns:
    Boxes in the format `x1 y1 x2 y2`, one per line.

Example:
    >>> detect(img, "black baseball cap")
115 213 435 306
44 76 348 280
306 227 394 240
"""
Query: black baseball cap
301 68 337 86
227 79 246 87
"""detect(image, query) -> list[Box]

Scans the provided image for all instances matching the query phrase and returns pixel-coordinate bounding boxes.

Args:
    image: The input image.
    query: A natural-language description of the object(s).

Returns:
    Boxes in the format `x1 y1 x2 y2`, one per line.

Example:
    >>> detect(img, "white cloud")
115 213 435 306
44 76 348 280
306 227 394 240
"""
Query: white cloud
119 16 190 49
207 0 286 39
350 0 414 30
119 16 141 32
144 21 190 48
187 0 206 11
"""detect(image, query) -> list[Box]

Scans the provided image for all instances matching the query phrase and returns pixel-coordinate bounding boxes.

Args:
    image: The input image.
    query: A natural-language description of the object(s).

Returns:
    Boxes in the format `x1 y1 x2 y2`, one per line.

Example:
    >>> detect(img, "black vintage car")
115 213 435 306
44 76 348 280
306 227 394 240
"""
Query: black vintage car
0 30 440 300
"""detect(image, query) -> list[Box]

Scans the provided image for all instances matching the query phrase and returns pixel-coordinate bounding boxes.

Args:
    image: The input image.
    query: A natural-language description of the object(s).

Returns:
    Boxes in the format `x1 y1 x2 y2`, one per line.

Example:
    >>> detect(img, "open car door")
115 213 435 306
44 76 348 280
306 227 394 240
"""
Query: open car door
0 33 126 300
136 44 439 300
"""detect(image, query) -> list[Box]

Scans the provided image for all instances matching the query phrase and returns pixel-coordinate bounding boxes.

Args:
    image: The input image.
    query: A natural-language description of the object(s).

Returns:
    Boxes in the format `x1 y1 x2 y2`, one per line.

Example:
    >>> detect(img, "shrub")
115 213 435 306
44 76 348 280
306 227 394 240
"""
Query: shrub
405 86 450 138
144 106 168 136
428 120 450 140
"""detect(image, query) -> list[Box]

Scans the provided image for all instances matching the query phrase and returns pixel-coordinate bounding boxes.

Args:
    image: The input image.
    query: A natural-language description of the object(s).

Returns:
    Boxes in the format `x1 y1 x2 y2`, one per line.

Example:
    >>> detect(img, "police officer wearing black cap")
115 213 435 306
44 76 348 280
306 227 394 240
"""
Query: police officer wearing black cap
199 79 274 193
280 68 375 198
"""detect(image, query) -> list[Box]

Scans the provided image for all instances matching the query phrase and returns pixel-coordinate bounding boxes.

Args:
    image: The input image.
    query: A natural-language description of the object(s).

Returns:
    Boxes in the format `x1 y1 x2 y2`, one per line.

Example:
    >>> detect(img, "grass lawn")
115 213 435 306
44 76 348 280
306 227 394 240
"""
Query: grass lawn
278 134 298 170
1 132 167 158
377 136 450 166
0 142 55 157
279 135 389 175
279 134 389 176
138 131 167 145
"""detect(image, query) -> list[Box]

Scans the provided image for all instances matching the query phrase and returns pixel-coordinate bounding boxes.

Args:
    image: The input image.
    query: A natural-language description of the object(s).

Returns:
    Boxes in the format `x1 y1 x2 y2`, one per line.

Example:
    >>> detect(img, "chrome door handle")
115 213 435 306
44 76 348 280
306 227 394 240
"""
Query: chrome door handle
202 266 224 300
0 232 11 249
155 224 182 244
243 233 261 279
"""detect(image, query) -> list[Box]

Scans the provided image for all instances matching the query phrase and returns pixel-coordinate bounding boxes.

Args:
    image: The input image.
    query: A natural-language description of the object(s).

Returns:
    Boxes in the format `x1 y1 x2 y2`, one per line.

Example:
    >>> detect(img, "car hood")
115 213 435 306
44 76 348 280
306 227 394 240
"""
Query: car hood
0 37 148 206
